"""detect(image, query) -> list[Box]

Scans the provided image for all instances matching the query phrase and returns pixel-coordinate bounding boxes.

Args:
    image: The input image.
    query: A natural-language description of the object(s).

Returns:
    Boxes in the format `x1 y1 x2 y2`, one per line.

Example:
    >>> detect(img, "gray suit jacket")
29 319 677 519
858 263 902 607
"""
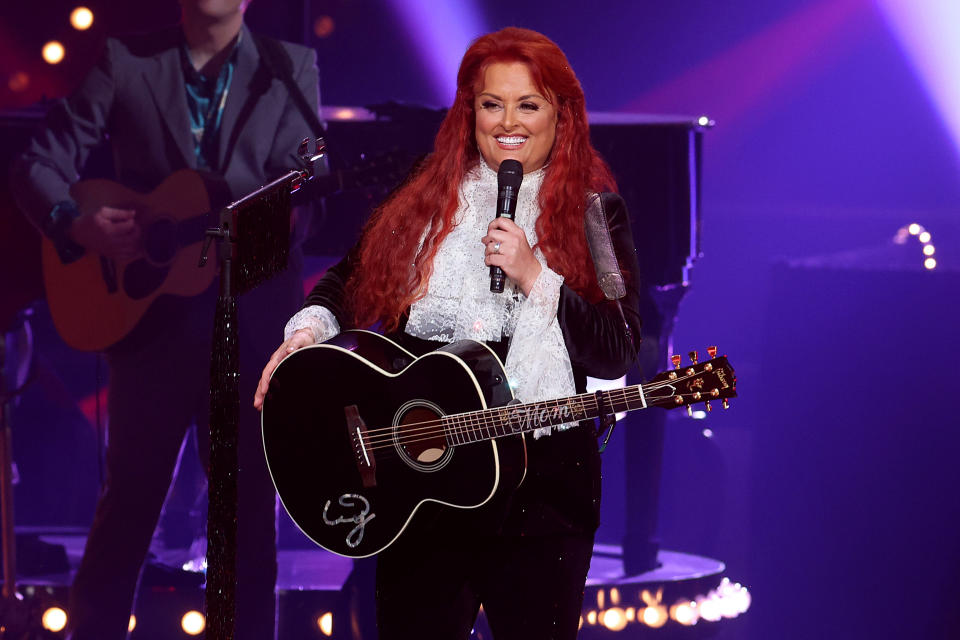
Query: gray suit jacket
13 23 320 222
12 24 322 348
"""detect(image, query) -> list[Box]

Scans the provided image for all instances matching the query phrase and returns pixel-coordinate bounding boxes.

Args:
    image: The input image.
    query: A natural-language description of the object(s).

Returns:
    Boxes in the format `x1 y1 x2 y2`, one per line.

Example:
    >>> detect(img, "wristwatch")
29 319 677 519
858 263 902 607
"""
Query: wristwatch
42 200 86 264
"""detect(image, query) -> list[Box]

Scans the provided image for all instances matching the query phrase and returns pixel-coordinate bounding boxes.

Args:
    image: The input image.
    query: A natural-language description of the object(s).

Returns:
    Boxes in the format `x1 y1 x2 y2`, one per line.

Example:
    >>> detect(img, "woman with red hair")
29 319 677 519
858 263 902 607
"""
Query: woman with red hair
257 27 642 639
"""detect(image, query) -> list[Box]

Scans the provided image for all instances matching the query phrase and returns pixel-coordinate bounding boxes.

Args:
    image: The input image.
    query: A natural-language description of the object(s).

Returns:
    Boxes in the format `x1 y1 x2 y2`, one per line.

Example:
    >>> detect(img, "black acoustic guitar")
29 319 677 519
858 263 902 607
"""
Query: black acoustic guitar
261 330 736 558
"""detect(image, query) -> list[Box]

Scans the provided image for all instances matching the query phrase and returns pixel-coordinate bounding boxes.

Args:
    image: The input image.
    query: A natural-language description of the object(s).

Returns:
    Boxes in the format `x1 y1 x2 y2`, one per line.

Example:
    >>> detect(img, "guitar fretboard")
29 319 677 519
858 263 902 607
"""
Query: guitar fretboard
441 385 648 445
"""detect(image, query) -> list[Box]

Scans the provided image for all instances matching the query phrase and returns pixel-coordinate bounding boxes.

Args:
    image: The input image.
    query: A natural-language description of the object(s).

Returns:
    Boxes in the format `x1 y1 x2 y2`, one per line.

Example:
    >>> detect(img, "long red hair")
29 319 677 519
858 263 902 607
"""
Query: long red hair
348 27 617 331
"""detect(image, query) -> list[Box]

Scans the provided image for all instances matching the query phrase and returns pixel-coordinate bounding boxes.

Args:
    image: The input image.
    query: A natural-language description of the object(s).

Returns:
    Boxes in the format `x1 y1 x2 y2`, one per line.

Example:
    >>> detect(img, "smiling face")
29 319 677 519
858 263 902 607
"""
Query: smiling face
474 61 558 174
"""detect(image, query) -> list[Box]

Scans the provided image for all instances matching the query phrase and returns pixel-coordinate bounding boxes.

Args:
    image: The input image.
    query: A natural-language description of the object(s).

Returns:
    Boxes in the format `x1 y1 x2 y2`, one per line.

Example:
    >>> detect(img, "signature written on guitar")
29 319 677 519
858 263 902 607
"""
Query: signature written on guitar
497 398 587 433
322 494 376 549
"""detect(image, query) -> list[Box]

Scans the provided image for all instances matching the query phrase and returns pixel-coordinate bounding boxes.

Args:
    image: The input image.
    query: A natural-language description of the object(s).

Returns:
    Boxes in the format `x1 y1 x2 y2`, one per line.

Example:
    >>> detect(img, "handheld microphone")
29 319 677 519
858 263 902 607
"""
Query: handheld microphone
490 159 523 293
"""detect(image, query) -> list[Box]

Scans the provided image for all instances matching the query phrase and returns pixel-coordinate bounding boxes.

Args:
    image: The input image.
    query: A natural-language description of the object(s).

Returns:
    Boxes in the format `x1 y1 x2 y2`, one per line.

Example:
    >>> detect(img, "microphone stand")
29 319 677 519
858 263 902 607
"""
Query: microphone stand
199 138 325 640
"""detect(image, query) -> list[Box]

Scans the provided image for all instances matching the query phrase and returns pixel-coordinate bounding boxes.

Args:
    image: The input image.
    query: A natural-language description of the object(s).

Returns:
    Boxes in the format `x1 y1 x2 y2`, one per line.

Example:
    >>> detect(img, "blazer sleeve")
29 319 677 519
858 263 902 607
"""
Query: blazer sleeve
302 244 359 330
10 40 117 228
557 192 643 380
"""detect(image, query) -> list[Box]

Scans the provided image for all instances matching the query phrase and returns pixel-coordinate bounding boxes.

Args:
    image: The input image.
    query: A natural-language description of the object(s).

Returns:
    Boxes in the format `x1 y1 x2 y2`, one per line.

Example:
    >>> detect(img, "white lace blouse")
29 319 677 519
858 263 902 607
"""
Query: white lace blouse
284 161 578 436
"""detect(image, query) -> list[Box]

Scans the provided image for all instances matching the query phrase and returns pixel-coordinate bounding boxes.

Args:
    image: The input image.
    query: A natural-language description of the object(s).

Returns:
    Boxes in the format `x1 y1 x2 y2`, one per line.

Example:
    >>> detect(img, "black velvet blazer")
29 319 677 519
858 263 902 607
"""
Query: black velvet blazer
303 191 643 537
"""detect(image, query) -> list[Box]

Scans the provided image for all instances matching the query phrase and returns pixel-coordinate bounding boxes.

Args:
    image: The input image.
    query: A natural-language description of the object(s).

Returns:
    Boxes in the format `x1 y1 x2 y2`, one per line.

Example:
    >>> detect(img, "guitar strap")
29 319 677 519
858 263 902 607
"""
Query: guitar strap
584 193 639 451
252 34 327 139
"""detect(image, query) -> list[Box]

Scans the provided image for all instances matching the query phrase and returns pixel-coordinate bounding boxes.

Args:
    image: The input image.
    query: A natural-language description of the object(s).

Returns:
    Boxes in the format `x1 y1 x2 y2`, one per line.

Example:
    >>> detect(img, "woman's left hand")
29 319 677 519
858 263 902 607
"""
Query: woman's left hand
481 217 542 296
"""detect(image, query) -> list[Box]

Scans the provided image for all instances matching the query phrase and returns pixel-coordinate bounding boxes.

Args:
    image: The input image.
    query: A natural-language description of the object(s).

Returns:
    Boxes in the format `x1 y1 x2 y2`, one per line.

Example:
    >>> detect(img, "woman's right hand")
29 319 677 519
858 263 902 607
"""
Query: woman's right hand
254 328 316 411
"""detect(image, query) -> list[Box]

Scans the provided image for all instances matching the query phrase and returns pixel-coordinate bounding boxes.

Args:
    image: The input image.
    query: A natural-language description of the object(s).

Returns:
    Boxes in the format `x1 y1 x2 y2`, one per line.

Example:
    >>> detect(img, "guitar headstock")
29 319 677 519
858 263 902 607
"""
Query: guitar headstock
645 346 737 414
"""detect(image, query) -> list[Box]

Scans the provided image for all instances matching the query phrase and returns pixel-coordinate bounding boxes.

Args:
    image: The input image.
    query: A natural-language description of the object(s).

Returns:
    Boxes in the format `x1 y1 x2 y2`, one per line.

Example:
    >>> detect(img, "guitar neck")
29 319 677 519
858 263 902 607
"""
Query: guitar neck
441 384 649 445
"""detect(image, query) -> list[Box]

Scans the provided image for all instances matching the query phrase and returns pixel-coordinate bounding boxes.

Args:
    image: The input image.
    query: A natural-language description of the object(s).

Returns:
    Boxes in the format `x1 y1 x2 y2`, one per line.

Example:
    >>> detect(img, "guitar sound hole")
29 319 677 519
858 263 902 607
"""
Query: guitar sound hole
394 402 453 472
144 218 178 265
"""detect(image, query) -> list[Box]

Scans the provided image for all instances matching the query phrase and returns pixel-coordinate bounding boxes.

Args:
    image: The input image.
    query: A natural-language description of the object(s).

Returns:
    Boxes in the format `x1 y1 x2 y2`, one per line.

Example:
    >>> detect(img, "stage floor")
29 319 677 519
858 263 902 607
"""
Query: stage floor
6 529 740 639
11 529 723 591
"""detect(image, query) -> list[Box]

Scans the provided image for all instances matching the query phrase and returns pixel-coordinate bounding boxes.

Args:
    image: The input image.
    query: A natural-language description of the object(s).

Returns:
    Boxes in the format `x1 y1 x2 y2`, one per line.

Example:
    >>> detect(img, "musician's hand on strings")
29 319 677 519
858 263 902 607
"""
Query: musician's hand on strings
71 206 141 259
254 328 315 411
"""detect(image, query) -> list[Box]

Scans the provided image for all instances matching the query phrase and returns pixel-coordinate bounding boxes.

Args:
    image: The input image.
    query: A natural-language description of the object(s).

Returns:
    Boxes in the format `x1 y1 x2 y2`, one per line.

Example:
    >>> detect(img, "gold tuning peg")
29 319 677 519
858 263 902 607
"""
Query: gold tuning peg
686 405 693 417
704 400 712 412
722 399 730 410
688 350 698 364
671 354 682 369
707 346 718 358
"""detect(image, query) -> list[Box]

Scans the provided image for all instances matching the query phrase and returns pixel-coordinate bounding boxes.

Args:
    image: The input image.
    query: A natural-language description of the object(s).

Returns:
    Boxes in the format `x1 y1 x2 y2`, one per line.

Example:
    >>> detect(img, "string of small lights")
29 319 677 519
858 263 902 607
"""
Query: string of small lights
894 222 938 270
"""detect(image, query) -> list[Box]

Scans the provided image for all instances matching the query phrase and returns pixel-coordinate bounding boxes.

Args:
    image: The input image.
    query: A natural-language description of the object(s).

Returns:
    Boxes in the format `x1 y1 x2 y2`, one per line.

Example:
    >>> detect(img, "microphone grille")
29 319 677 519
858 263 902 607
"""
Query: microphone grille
497 160 523 188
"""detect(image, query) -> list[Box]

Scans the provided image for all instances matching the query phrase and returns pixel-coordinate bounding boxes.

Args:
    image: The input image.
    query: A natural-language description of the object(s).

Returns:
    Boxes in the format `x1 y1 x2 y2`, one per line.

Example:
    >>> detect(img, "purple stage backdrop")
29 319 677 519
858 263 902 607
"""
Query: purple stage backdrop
2 1 959 638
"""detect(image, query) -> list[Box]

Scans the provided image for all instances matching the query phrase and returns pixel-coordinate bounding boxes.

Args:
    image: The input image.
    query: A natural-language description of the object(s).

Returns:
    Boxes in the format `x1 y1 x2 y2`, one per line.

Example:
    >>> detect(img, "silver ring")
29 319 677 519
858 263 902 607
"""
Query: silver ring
493 241 502 254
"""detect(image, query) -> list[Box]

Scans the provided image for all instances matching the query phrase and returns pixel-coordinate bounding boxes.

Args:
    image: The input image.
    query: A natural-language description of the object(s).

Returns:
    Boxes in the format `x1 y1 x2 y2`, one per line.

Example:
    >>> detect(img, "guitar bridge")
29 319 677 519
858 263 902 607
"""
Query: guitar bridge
345 405 376 488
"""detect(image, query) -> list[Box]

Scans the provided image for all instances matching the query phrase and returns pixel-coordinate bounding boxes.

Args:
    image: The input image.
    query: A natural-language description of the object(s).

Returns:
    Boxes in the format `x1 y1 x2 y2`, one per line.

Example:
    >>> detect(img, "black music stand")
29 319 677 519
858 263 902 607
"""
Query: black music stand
201 138 325 640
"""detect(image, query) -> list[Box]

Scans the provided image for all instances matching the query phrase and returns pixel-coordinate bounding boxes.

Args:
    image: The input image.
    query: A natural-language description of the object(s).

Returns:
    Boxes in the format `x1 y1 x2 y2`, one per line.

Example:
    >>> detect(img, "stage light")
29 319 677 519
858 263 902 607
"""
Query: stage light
638 587 667 627
41 607 68 632
696 594 723 622
691 409 707 419
733 584 752 614
71 6 94 30
596 589 605 609
316 612 333 636
719 594 740 618
895 223 941 270
8 71 29 92
386 0 487 104
313 16 334 38
586 610 597 625
333 108 357 120
599 607 628 631
625 607 636 622
42 41 65 64
878 0 960 163
610 587 621 605
181 610 206 635
702 428 714 438
717 578 744 618
669 599 699 626
640 605 668 628
128 615 136 632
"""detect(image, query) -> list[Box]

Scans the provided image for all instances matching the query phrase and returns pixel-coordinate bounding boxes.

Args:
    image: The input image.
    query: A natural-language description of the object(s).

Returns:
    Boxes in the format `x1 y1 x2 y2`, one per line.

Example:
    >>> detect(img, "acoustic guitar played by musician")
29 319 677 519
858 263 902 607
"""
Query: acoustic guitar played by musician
255 27 645 640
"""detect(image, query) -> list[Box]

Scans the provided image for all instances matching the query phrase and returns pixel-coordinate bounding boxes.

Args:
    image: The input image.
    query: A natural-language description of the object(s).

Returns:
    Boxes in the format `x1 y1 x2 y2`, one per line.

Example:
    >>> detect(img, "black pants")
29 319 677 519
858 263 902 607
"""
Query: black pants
66 270 302 640
376 529 594 640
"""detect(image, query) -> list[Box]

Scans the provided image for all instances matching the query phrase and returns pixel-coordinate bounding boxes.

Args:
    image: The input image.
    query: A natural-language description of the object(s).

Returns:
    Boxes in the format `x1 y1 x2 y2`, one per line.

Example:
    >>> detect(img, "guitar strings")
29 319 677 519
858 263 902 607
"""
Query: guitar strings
354 370 701 445
354 378 714 455
355 389 714 456
358 386 646 445
354 374 704 450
